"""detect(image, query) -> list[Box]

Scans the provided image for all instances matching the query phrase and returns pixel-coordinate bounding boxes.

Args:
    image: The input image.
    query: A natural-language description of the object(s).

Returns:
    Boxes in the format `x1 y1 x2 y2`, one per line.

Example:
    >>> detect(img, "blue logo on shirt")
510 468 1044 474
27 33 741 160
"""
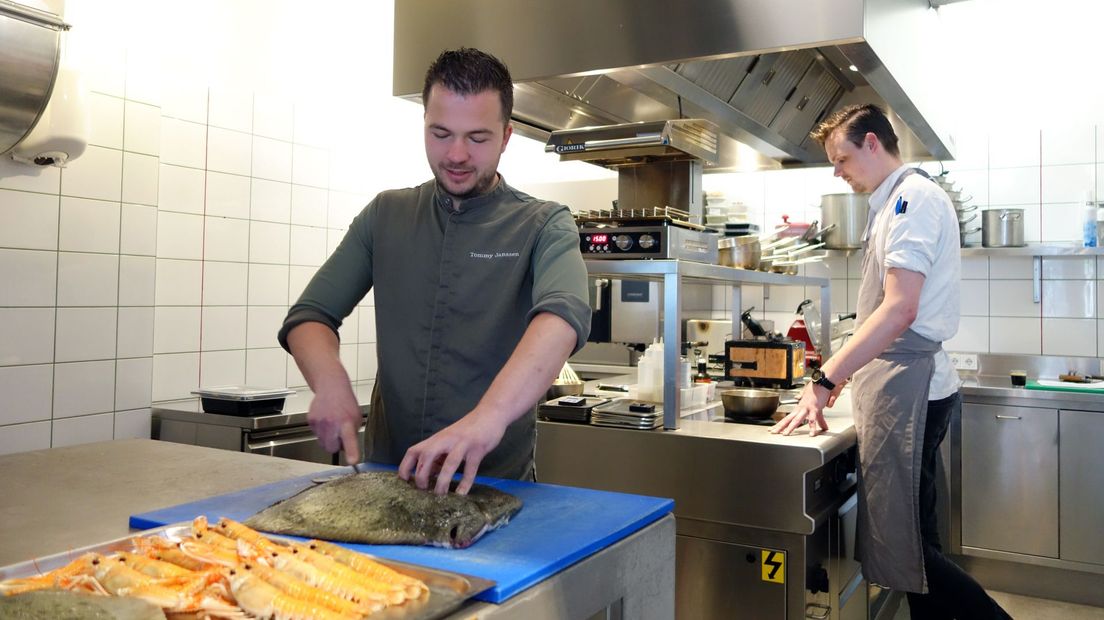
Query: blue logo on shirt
894 196 909 215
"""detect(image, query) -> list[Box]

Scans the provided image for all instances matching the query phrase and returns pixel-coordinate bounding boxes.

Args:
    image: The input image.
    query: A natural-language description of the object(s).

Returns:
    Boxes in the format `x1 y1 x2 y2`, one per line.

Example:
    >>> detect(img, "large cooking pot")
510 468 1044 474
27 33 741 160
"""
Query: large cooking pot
982 208 1026 247
819 193 871 249
718 235 760 269
720 388 780 420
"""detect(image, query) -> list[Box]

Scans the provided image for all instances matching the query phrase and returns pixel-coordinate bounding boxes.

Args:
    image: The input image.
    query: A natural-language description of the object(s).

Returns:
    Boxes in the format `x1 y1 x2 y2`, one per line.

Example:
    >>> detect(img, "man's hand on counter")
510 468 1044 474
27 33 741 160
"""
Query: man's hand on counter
307 385 363 463
770 380 835 437
399 409 508 496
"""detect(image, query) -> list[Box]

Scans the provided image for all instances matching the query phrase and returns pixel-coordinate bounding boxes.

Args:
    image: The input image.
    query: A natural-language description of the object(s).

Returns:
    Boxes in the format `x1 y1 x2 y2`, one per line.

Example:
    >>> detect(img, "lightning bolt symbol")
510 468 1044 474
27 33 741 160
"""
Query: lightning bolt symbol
765 553 782 579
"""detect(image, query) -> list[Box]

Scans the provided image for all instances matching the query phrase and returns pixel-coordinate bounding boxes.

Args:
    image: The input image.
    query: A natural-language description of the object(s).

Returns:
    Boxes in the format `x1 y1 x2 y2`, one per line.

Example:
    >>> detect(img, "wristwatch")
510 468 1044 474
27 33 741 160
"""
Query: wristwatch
810 368 836 391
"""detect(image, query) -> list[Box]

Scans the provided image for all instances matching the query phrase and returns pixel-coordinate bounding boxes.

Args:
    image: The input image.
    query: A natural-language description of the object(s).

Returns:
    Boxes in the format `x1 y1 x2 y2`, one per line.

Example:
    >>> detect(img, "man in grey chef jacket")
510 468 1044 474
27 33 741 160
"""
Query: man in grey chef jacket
278 48 591 496
771 104 1010 619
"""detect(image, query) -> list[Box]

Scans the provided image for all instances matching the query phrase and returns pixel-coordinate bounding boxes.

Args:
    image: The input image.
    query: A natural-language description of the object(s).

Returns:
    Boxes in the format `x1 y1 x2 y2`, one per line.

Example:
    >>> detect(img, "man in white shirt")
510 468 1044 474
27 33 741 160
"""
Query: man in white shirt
772 104 1009 619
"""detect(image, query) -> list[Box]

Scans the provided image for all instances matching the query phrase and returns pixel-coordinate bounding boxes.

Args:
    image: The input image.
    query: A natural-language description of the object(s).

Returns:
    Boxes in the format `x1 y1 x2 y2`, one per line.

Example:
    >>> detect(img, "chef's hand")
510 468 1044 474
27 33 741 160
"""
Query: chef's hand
770 381 830 437
399 409 508 496
307 384 363 464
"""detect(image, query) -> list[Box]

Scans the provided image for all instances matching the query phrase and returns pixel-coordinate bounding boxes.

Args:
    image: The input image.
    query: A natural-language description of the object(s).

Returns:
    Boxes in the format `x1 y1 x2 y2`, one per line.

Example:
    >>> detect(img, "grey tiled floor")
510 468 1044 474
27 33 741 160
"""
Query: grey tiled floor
893 591 1104 619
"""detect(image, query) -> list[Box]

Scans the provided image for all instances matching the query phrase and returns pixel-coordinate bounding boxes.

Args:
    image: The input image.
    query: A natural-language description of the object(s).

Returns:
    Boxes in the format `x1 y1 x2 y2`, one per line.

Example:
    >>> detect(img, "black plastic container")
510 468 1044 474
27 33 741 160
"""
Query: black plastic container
191 387 296 417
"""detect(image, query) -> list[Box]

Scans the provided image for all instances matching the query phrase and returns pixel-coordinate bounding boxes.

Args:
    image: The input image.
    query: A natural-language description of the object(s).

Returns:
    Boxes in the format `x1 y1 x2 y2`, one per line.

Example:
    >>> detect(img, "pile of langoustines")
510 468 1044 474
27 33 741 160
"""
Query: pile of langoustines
0 515 428 619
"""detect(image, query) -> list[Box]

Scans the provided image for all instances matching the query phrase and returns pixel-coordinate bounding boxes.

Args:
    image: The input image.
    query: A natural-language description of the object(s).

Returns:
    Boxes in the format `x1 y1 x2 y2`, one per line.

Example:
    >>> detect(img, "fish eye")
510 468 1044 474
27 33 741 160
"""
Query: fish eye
449 525 460 541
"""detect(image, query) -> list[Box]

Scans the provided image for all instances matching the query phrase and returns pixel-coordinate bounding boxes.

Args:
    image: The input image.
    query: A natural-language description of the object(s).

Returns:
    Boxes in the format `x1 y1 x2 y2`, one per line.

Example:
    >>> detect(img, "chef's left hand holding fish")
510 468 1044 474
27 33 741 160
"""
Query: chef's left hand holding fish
400 313 577 495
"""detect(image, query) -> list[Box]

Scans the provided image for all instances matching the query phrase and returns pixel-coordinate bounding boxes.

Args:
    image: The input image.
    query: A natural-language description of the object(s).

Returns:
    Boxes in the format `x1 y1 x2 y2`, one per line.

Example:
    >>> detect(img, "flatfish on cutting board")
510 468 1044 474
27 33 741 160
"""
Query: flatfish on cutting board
244 471 523 549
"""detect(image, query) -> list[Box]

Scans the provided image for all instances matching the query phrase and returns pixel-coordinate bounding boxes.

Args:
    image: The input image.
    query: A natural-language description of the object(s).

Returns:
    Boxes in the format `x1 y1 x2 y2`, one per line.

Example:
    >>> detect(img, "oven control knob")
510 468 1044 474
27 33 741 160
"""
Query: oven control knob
638 234 656 250
615 235 633 251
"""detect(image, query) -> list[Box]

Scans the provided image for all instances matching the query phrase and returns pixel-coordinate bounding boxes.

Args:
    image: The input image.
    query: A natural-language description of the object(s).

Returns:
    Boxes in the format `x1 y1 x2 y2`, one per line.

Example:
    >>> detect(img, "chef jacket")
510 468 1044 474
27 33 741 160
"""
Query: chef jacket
863 165 961 400
279 177 591 479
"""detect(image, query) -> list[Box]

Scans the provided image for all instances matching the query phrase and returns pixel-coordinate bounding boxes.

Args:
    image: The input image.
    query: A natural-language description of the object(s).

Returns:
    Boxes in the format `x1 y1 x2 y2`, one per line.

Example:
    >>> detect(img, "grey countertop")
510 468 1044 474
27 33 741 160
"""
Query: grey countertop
960 376 1104 412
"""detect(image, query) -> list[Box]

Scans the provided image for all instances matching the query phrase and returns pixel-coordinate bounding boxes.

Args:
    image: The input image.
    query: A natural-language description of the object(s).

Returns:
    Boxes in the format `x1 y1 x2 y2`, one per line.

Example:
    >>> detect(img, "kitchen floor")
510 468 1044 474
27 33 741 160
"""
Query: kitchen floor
892 591 1104 619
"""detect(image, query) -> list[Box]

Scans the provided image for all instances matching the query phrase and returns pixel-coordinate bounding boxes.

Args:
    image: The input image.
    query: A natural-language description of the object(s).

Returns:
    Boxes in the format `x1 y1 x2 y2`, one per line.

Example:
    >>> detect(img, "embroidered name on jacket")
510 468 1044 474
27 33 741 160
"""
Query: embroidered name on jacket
894 196 909 215
470 251 521 259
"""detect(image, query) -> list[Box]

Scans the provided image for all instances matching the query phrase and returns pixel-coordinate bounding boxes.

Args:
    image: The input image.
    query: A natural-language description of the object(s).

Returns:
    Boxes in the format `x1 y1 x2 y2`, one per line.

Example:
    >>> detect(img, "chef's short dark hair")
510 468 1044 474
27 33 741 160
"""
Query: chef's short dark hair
810 103 900 157
423 48 514 125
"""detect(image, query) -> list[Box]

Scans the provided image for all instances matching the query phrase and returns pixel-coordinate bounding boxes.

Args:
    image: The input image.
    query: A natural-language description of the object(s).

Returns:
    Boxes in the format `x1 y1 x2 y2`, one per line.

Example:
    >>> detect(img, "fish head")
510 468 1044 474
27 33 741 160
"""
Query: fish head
433 509 489 549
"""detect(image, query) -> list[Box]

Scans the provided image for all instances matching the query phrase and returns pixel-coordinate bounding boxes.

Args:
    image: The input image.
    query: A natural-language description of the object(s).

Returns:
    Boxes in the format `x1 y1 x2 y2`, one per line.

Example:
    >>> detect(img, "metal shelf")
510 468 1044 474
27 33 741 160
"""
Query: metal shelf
959 243 1104 257
583 259 830 430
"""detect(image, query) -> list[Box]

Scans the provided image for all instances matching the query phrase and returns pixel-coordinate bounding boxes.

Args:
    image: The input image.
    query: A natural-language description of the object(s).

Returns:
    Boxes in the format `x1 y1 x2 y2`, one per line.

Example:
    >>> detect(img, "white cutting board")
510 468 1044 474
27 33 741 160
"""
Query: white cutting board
1036 379 1104 390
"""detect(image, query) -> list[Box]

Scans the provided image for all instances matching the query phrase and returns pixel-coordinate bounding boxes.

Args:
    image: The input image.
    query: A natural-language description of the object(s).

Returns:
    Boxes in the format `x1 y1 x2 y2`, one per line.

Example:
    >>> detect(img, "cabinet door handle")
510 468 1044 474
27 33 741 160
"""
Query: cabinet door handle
995 415 1022 420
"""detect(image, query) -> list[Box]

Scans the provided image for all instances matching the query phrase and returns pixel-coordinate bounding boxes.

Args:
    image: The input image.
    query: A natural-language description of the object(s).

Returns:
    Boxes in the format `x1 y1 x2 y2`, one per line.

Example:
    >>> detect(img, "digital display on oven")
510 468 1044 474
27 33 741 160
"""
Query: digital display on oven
591 234 609 244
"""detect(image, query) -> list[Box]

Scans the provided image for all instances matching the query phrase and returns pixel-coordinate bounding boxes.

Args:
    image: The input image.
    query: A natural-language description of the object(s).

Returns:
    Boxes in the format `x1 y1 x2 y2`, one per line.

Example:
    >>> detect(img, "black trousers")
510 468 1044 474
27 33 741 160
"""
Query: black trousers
907 392 1012 619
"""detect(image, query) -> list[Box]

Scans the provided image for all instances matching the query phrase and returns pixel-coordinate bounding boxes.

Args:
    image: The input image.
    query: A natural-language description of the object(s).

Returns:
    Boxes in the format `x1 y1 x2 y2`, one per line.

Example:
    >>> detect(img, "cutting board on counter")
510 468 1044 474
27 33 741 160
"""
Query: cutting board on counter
129 465 673 603
1026 379 1104 394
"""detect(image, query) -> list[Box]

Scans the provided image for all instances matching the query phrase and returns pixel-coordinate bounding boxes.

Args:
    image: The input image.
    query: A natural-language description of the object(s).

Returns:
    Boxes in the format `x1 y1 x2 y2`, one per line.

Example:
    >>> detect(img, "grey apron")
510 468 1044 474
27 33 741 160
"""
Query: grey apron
851 168 940 593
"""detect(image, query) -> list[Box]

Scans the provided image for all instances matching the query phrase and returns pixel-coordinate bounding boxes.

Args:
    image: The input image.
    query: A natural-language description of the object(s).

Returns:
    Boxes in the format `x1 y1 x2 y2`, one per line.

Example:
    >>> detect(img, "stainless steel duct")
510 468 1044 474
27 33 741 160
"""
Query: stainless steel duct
393 0 956 171
0 0 69 156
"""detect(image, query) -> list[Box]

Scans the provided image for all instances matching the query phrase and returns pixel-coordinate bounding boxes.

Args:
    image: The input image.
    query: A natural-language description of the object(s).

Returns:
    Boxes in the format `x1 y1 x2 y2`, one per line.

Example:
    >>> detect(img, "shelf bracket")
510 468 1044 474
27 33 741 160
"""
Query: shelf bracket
1032 257 1041 303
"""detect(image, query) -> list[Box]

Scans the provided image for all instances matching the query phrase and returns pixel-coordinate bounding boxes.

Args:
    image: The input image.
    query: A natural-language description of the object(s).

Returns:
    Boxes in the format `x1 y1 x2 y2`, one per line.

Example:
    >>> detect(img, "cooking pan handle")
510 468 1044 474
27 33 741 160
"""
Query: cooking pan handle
1001 211 1021 221
959 212 978 225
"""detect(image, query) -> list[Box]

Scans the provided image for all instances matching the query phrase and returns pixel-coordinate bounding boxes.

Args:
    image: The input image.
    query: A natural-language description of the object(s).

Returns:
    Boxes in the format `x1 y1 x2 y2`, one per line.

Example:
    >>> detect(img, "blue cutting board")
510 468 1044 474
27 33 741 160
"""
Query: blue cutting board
129 465 673 603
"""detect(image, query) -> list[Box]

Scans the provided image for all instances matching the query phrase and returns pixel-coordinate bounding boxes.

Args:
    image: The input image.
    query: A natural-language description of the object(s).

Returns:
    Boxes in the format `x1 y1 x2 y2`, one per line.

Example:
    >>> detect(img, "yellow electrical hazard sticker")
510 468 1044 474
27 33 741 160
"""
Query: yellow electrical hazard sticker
761 550 785 583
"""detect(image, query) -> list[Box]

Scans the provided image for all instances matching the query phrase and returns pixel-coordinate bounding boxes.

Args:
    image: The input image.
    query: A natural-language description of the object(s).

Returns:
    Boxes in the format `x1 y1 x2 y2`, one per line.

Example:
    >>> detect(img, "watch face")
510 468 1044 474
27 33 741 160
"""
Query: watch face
811 369 823 381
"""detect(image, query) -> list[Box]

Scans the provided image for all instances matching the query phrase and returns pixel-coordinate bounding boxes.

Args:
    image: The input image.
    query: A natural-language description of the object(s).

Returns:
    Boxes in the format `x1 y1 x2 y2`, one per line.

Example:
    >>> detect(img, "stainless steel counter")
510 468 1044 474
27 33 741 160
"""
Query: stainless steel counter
960 376 1104 411
0 439 674 619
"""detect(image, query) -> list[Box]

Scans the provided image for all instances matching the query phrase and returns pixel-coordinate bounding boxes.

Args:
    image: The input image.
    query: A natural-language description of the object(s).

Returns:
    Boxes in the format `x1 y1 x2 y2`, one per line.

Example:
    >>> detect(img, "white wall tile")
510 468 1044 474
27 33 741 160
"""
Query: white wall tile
0 189 58 250
208 88 253 132
988 167 1039 205
156 211 204 260
206 128 252 176
357 342 378 382
763 283 807 314
340 343 357 377
115 356 152 410
326 229 342 256
989 129 1039 168
0 158 61 194
57 252 119 306
205 171 251 219
203 262 248 306
158 164 205 214
89 93 124 149
249 221 290 264
288 265 317 304
160 83 207 123
153 306 201 353
989 317 1041 354
248 264 289 306
0 421 50 454
961 280 990 316
1041 125 1094 166
123 101 161 156
125 53 161 106
200 350 245 387
119 256 156 306
246 348 288 387
152 352 199 401
290 226 327 266
252 137 292 182
154 259 202 305
58 197 120 253
292 145 329 187
61 145 122 202
946 316 989 352
329 151 373 194
52 413 115 448
1042 280 1096 318
0 249 56 306
1041 165 1093 204
120 204 157 256
251 179 291 223
253 94 293 141
201 306 246 351
203 217 250 262
247 306 286 349
53 360 115 417
1042 257 1095 279
989 280 1040 317
160 118 207 169
339 308 359 343
286 354 306 388
1042 318 1097 357
947 131 988 170
117 307 154 358
114 408 152 440
989 256 1035 279
0 365 53 424
328 191 366 230
961 256 988 279
1037 201 1081 242
949 169 987 208
84 43 126 98
358 307 377 343
56 307 117 362
291 185 327 227
122 152 159 206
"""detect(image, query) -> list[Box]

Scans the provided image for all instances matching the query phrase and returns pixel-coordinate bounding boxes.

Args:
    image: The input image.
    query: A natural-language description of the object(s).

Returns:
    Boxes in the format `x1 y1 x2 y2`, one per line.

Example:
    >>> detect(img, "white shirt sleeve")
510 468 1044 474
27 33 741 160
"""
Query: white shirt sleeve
883 186 944 277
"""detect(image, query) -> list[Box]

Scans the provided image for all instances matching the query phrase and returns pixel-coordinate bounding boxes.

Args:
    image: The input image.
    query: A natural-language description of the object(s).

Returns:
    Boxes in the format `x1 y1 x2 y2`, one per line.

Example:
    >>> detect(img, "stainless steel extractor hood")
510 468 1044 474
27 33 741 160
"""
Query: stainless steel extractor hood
393 0 955 171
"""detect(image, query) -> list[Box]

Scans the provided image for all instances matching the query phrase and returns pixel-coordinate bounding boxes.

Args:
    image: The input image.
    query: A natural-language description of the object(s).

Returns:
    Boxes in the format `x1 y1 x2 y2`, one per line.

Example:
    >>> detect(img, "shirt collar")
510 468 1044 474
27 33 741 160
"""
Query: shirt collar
433 173 508 214
868 164 912 214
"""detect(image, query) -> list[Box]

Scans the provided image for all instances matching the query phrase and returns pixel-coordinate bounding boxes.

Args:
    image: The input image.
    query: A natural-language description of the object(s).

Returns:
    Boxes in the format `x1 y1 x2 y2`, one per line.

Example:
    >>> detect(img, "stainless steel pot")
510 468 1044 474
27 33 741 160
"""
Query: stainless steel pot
982 209 1026 247
721 388 780 420
819 193 871 249
718 235 761 269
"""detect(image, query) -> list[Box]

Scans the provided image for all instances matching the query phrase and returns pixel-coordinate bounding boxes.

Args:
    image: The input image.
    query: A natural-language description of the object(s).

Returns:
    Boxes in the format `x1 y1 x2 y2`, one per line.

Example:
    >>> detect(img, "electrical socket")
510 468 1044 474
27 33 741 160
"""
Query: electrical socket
948 352 978 372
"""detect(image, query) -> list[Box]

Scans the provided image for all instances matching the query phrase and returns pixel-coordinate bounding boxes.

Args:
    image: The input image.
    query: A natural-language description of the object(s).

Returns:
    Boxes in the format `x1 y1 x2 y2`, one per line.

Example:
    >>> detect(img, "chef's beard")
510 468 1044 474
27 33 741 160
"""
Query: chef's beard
434 166 500 203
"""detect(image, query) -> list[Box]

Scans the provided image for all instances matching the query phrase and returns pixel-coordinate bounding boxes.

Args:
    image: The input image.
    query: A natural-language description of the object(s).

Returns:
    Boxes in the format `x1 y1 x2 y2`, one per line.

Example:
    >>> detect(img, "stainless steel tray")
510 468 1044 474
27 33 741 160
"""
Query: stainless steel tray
0 523 494 620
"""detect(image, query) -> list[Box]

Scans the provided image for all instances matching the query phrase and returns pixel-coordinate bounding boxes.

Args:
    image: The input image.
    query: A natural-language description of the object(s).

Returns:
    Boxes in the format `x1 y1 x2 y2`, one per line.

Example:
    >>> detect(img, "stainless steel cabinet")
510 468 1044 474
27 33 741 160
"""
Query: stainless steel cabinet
961 402 1058 558
1059 409 1104 565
